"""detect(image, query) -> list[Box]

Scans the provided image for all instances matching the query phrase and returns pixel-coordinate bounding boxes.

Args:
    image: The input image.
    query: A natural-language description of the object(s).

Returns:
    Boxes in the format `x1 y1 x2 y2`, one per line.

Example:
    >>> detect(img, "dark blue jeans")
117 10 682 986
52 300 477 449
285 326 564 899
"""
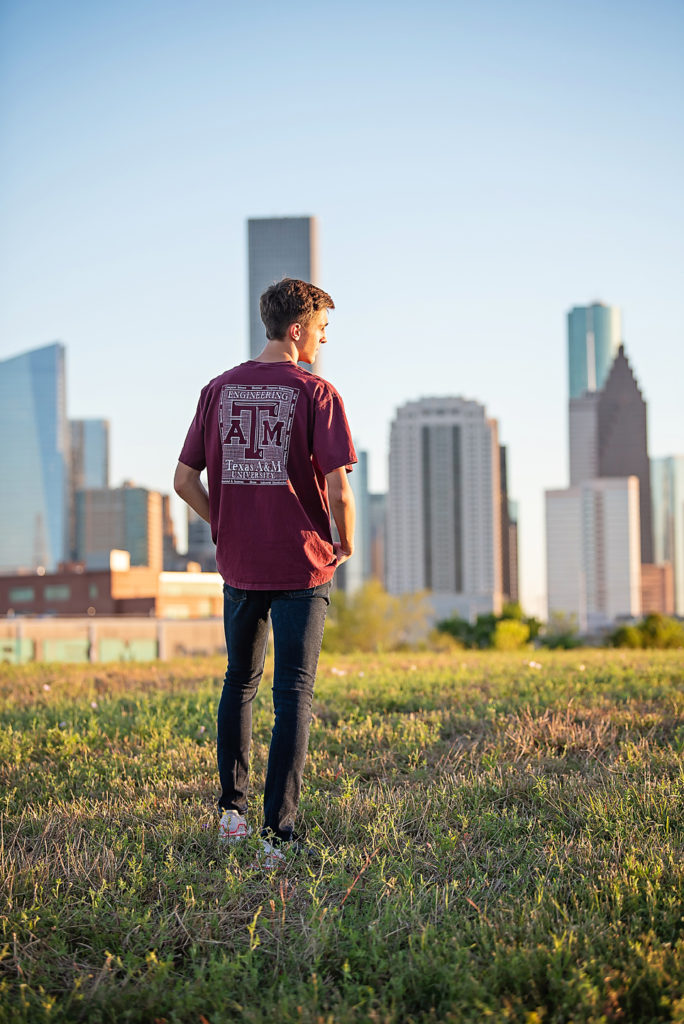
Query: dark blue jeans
217 581 331 842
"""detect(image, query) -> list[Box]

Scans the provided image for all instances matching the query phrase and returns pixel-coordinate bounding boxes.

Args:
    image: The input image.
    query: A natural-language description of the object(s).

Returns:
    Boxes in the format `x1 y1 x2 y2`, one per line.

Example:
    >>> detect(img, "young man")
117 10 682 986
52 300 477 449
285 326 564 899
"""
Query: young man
174 279 356 862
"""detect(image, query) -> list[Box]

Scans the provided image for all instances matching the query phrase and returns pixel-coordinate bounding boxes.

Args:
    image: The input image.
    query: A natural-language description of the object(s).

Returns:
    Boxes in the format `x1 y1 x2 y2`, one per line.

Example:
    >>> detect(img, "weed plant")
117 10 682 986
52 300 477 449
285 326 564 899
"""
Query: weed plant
1 651 683 1023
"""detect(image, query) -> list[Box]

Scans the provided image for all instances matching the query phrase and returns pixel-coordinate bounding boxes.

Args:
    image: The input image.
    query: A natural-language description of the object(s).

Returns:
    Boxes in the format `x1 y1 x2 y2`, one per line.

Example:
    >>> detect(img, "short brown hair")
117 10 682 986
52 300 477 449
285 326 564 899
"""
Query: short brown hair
259 278 334 340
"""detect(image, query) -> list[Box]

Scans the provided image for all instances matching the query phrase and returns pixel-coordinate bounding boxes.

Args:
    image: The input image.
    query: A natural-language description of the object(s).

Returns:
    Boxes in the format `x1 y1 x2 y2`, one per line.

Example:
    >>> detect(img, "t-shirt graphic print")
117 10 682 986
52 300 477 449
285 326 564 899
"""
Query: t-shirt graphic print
219 384 298 485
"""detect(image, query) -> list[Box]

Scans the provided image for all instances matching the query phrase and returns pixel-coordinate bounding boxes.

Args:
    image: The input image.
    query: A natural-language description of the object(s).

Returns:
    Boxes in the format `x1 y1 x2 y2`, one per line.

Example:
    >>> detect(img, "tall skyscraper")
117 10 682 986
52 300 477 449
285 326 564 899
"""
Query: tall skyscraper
68 419 110 558
369 492 387 586
387 397 502 621
567 302 621 399
549 303 655 627
499 445 519 604
186 505 217 573
506 500 519 603
161 494 184 570
76 483 163 571
569 345 653 563
69 419 110 490
334 449 371 595
546 478 642 629
0 342 68 572
651 455 684 615
247 216 320 369
568 391 600 485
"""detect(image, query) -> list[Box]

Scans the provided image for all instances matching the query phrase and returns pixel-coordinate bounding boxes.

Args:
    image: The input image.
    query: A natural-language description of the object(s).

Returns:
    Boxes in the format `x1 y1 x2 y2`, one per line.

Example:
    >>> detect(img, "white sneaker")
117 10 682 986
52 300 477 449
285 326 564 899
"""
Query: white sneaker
218 809 251 844
260 838 287 870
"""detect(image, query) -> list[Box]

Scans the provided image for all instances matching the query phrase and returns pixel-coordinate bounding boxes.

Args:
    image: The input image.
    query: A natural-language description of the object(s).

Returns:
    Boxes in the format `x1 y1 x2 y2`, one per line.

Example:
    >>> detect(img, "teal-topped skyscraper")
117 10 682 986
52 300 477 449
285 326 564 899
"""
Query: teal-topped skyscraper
567 302 621 398
0 342 69 572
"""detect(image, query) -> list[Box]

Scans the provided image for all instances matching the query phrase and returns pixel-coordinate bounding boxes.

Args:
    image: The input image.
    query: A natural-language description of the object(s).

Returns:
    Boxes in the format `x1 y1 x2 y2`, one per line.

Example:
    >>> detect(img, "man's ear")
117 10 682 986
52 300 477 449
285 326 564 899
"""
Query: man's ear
290 323 301 342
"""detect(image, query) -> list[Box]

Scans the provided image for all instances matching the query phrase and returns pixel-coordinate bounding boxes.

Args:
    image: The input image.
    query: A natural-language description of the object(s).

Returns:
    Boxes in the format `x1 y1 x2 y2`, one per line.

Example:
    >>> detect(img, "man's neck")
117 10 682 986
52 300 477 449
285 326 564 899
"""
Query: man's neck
254 338 299 363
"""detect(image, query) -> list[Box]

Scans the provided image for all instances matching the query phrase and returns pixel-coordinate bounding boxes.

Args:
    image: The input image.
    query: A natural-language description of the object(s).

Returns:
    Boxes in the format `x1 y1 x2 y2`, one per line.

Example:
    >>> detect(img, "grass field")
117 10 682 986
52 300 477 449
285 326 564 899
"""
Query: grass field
1 650 683 1023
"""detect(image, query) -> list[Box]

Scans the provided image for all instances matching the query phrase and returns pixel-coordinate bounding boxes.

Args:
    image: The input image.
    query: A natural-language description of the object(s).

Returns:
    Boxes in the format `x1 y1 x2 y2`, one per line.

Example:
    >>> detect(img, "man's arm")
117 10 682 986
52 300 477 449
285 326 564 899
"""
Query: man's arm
174 462 211 525
326 466 355 566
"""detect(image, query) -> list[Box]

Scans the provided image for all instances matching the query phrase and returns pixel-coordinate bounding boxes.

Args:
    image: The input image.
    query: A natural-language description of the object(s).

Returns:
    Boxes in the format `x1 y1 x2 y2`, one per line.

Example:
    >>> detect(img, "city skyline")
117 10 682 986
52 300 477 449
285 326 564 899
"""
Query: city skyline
0 329 680 625
2 1 682 615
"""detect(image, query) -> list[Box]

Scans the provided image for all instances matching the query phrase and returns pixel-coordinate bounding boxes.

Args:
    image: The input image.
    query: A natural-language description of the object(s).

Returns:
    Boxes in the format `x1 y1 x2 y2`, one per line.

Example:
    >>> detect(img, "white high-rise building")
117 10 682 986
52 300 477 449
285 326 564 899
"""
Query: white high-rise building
651 455 684 615
546 477 641 629
387 397 502 621
247 216 320 369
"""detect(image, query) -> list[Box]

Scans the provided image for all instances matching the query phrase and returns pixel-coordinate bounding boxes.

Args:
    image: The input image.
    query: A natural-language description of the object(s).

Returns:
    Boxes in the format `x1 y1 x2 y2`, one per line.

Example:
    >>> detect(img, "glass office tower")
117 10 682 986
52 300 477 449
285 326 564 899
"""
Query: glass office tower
651 455 684 615
567 303 621 399
0 342 68 572
69 419 110 558
70 419 109 489
247 216 320 371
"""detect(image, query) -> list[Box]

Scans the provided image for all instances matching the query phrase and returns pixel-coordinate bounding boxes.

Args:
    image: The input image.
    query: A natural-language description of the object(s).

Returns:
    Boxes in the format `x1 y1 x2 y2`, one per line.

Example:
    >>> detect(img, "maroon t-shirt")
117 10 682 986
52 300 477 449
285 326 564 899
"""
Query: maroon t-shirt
178 360 357 589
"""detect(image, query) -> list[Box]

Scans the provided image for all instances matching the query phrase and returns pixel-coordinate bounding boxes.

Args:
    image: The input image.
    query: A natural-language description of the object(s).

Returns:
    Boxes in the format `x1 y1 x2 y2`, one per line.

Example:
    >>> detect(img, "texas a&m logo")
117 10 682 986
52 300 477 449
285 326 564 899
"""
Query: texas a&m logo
219 385 298 485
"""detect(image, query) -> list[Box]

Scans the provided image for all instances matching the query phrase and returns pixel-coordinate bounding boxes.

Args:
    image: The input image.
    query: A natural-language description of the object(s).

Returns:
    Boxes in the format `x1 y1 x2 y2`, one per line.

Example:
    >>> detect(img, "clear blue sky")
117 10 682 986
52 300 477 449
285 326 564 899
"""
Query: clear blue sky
2 0 683 615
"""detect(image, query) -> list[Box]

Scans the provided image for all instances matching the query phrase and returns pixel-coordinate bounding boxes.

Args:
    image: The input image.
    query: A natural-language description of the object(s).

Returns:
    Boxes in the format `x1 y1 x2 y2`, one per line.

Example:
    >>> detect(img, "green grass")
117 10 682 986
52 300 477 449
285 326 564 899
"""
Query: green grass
0 650 683 1023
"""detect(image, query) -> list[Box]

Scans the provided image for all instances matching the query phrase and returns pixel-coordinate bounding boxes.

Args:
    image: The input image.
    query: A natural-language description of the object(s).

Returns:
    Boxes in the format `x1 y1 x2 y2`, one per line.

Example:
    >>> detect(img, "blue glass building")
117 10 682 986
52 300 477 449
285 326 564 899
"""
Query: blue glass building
0 342 68 571
69 419 110 557
70 419 109 489
567 303 621 399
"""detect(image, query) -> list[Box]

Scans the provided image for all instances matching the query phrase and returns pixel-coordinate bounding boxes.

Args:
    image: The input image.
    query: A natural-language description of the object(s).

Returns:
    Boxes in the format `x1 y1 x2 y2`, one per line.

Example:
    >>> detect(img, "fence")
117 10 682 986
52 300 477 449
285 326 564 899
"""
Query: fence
0 617 226 663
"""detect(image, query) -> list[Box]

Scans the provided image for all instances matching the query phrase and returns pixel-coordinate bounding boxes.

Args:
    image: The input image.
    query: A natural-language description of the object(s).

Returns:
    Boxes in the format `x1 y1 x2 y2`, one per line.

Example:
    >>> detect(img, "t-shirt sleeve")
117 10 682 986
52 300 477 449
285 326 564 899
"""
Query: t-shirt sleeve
312 382 357 476
178 389 208 471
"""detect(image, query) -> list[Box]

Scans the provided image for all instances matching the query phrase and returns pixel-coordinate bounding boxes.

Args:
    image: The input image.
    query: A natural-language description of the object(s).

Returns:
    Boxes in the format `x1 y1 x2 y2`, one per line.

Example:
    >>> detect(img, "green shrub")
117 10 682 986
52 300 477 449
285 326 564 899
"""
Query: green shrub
436 614 473 647
640 613 684 648
438 606 542 650
611 613 684 649
610 624 643 649
426 627 464 652
492 618 530 651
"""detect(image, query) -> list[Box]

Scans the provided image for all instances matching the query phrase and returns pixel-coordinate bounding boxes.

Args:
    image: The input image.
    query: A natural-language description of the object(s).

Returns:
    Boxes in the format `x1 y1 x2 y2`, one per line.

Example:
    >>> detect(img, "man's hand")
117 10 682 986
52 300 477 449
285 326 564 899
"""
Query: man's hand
333 541 353 567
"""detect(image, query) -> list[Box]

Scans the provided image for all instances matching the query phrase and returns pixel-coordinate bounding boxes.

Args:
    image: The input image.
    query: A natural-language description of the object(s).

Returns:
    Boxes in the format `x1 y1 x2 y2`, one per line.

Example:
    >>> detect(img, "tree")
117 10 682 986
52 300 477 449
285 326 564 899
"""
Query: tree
540 611 581 649
610 613 684 649
322 580 432 653
501 601 524 620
